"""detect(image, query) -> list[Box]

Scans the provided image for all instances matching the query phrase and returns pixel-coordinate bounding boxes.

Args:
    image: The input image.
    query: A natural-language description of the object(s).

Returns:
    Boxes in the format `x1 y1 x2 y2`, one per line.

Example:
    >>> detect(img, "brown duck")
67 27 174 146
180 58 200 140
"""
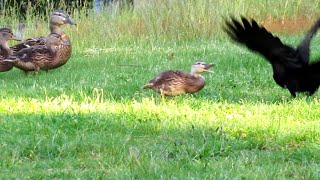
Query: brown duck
3 33 69 75
10 10 76 52
143 61 214 96
0 28 21 72
8 10 76 71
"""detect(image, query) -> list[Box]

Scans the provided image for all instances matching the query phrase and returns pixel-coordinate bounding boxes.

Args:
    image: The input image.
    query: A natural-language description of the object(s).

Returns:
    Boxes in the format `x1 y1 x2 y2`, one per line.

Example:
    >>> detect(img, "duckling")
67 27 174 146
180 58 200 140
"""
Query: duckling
4 33 68 75
10 10 76 53
143 61 214 96
0 28 21 72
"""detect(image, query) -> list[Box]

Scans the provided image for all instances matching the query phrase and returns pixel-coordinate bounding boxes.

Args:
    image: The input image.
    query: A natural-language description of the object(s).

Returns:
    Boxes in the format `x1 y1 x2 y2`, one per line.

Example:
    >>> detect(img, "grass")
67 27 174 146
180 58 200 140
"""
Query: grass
2 38 320 178
2 0 320 44
1 0 320 179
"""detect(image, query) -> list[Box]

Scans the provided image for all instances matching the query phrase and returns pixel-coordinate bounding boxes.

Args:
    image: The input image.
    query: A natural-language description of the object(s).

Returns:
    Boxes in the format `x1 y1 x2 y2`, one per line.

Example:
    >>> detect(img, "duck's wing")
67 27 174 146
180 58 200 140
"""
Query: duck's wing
10 36 46 53
149 70 188 88
7 45 52 62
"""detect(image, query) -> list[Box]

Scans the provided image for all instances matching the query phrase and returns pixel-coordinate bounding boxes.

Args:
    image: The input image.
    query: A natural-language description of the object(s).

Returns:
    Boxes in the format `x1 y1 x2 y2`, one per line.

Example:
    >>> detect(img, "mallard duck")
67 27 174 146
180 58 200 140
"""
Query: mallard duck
0 28 21 72
10 10 76 52
143 61 214 96
3 32 69 75
9 10 76 71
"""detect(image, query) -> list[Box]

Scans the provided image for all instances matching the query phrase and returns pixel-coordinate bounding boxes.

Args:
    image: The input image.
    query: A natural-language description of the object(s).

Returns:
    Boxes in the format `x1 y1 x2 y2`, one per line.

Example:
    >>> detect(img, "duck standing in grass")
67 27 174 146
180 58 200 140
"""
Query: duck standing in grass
10 10 76 53
143 61 214 96
2 10 76 72
0 28 21 72
3 33 69 75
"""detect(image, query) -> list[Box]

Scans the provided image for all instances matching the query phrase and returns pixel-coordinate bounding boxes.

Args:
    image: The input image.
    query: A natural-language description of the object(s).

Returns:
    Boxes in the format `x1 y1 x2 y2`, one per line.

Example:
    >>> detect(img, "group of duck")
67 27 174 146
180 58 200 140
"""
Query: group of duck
2 10 320 98
0 9 215 97
0 10 76 75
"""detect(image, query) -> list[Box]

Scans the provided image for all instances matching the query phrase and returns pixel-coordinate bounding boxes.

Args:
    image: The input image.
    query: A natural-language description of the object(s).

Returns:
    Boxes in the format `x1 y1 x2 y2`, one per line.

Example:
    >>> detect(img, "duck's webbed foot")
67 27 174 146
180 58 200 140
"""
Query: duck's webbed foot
34 66 40 75
22 70 29 76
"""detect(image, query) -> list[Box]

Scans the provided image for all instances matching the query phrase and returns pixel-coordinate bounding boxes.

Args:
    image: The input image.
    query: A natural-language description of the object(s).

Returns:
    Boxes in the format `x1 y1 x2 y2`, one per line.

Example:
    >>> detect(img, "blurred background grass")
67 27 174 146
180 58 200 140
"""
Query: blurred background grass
1 0 320 47
2 1 320 178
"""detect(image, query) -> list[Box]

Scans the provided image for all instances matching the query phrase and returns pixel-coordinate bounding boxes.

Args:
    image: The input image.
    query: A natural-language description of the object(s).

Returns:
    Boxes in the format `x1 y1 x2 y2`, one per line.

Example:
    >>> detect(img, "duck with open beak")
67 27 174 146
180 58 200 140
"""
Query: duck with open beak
143 61 215 97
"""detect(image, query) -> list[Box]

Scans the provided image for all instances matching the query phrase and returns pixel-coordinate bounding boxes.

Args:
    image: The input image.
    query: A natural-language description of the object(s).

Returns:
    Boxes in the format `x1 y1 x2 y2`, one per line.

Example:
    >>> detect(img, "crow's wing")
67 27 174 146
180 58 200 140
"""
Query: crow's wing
224 17 302 68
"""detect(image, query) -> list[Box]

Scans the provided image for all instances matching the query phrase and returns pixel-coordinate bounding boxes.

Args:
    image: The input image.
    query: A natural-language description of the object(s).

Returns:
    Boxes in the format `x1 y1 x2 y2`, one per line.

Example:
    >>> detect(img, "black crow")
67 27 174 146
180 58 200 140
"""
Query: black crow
224 17 320 97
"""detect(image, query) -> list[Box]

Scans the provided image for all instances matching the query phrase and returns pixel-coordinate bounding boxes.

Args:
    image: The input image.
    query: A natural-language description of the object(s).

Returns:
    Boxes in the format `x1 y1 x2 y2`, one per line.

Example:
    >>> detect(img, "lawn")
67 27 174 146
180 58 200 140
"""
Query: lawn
1 0 320 179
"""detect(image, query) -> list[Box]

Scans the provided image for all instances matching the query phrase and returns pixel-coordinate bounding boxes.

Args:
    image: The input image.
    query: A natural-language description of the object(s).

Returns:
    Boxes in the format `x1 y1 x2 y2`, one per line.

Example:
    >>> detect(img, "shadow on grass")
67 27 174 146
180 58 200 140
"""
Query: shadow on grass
1 111 320 178
1 111 320 160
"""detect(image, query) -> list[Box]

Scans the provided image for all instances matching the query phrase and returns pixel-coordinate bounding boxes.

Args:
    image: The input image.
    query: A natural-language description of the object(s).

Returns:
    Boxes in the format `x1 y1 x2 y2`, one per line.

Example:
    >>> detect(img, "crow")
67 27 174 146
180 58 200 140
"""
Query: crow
224 16 320 97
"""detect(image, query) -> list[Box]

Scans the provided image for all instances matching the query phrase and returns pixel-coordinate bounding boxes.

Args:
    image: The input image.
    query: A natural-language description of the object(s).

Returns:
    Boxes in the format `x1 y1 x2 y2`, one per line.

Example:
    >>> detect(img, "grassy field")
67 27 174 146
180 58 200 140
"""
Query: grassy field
1 0 320 179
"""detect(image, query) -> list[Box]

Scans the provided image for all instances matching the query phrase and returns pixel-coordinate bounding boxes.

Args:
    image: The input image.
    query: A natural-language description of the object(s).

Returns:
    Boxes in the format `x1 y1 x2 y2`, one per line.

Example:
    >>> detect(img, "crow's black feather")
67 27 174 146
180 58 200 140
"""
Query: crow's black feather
225 16 320 97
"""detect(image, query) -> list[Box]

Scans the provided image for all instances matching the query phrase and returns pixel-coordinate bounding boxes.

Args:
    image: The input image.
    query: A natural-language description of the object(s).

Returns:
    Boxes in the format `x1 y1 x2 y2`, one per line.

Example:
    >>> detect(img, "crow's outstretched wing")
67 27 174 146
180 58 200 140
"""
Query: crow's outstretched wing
224 17 302 68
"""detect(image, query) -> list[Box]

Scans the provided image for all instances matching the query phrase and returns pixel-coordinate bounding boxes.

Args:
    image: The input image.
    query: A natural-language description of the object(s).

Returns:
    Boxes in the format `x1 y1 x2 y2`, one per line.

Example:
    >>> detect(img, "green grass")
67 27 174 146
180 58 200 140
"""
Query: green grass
2 38 320 178
3 0 320 44
1 0 320 179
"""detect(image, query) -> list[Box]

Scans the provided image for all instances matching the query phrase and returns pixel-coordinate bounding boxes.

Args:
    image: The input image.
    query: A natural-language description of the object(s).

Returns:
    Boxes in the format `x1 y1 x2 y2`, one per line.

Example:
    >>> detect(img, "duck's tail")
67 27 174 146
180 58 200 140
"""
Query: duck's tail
0 60 14 72
1 55 20 62
142 83 153 89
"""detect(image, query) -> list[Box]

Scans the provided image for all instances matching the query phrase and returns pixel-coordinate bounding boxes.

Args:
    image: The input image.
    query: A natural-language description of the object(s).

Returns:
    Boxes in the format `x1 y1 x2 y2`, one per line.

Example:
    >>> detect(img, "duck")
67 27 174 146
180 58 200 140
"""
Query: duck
143 61 214 96
3 32 69 75
10 10 76 52
0 28 21 72
9 10 76 70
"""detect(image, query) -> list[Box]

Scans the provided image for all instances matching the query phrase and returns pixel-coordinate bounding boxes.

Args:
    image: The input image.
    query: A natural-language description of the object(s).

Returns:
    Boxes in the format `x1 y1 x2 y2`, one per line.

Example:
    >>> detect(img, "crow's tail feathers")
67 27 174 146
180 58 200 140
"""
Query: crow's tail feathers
297 18 320 64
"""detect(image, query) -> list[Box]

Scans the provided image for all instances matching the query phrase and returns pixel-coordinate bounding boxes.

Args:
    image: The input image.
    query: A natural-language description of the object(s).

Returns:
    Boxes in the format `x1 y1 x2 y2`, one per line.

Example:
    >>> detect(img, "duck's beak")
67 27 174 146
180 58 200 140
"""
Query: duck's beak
10 34 22 41
204 63 215 73
66 17 77 26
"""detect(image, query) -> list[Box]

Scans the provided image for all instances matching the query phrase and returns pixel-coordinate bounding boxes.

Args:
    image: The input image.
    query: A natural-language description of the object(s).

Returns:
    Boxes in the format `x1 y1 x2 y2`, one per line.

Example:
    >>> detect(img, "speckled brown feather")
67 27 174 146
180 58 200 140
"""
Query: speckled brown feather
7 45 56 73
0 48 14 72
144 70 205 96
0 59 14 72
8 34 72 69
5 33 71 74
53 35 72 68
10 37 46 53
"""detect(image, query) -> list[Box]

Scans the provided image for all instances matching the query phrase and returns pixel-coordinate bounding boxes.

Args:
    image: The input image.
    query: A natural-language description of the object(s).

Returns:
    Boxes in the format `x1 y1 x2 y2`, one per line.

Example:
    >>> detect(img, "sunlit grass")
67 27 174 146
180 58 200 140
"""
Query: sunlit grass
1 0 320 178
2 0 320 45
1 38 320 178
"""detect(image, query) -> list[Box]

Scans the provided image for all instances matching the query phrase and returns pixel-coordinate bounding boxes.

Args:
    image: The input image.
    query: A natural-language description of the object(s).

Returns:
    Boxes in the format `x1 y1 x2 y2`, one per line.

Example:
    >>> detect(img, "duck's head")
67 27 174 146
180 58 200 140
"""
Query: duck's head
46 32 70 49
50 10 76 26
191 61 215 75
0 28 21 44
